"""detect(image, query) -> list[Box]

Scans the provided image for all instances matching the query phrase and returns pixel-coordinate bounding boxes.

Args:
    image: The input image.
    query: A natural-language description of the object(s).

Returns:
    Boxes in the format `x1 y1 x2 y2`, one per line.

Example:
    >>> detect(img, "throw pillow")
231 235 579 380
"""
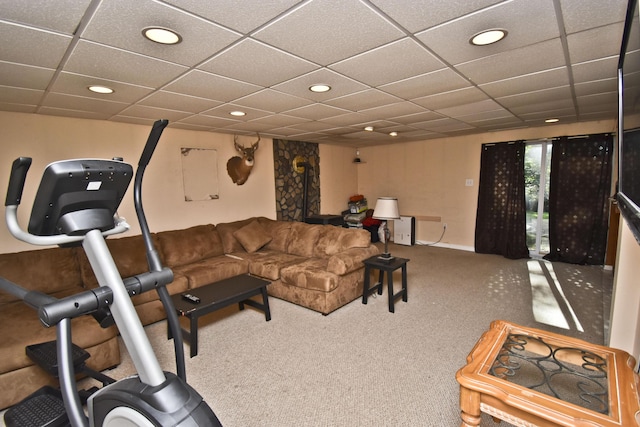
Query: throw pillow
233 220 272 253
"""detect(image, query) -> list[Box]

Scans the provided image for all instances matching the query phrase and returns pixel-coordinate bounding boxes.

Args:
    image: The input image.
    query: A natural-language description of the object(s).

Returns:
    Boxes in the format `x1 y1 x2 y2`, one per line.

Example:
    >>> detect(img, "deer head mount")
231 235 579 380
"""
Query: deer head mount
226 134 260 185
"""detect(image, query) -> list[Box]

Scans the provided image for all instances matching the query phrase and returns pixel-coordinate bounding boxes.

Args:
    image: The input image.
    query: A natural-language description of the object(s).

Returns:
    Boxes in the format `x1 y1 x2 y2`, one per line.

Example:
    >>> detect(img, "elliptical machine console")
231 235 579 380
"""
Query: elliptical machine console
2 120 221 426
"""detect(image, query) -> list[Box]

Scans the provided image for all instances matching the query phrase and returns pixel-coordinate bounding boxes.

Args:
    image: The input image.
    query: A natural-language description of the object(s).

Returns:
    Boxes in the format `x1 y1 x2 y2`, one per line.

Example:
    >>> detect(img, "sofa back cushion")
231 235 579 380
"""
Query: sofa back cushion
315 226 371 257
0 247 83 304
156 224 223 267
216 218 257 253
286 222 322 257
78 234 155 289
257 218 292 253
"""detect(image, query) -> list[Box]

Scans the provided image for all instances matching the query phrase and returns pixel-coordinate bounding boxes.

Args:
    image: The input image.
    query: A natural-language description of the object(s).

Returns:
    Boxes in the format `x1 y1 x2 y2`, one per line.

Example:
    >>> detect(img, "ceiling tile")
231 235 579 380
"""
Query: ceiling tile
479 68 569 98
567 22 626 64
574 78 618 97
324 89 402 111
283 103 350 120
50 72 154 103
139 91 223 113
435 98 505 118
378 68 471 100
199 39 317 87
233 89 312 113
412 87 489 110
416 0 559 66
81 0 241 67
1 21 72 68
370 0 503 33
330 38 444 86
253 0 405 65
358 101 426 121
0 0 92 33
571 56 619 84
0 62 55 90
41 93 129 116
64 41 188 87
117 104 193 122
272 68 369 101
560 0 628 34
164 70 261 102
162 0 301 34
201 104 272 120
0 87 44 105
497 86 574 110
456 39 566 85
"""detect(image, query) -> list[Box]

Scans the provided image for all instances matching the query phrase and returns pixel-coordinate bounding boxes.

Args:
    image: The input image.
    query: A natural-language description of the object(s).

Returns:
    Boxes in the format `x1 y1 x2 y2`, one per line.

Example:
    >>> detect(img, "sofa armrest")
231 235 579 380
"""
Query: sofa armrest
327 245 379 275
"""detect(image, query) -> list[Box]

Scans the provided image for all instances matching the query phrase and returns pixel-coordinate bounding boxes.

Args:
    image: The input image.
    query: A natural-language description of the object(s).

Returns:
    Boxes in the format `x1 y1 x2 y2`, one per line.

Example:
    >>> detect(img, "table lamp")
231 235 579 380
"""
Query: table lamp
372 197 400 260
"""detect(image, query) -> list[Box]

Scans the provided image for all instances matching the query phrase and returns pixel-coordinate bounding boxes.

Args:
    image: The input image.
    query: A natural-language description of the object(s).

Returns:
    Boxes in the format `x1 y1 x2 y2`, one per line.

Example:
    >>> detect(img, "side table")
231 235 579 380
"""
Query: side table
456 320 640 426
362 255 409 312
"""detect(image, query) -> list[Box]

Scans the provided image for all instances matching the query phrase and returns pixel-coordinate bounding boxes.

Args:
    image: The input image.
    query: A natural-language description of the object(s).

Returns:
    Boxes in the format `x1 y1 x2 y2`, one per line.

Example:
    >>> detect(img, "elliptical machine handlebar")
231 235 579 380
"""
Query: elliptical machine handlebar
5 157 31 207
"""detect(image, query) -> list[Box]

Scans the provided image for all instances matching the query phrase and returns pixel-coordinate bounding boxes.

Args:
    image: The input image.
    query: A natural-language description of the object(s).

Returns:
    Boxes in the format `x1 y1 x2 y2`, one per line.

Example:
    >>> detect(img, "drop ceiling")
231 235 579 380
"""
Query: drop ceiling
0 0 632 147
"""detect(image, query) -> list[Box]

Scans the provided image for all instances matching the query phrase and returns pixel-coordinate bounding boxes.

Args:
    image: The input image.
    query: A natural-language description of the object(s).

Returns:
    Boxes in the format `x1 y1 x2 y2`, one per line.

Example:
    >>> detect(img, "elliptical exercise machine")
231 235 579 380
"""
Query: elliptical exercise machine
1 120 221 426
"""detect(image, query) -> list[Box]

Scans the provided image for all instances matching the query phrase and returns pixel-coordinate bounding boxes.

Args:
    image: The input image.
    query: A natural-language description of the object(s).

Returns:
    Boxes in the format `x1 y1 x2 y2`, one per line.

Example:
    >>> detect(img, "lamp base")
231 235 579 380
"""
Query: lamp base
377 252 395 262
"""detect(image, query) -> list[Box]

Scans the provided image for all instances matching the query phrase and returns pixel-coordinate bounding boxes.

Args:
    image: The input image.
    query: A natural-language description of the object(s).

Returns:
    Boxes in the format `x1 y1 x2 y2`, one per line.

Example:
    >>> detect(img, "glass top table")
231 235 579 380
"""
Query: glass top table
456 320 640 426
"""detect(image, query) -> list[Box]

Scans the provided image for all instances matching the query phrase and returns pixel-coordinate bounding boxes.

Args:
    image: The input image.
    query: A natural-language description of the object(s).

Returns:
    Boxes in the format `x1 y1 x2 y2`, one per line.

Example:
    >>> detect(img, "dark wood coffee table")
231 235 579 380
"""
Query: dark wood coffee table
170 274 271 357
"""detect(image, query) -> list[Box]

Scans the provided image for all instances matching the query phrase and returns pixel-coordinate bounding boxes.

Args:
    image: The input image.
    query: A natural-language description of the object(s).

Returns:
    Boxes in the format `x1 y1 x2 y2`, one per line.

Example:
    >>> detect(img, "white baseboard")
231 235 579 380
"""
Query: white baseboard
415 240 475 252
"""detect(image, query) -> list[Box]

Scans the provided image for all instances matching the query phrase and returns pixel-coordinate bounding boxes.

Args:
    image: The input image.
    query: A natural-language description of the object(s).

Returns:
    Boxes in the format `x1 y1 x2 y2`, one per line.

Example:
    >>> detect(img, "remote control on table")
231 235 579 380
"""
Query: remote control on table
182 293 201 304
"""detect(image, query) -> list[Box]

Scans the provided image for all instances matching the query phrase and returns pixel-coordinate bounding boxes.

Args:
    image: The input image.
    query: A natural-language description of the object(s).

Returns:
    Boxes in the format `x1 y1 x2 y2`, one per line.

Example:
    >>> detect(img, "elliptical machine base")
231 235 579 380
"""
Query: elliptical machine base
89 372 217 427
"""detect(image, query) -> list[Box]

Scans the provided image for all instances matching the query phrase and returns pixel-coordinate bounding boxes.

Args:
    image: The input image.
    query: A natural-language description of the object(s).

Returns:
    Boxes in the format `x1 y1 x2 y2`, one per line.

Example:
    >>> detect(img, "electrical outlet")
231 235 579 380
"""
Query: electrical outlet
443 223 447 229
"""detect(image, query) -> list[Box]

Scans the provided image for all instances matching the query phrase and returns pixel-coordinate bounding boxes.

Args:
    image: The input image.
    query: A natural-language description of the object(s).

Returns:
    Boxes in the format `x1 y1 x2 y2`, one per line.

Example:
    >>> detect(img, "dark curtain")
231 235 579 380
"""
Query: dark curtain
544 134 613 265
475 141 529 259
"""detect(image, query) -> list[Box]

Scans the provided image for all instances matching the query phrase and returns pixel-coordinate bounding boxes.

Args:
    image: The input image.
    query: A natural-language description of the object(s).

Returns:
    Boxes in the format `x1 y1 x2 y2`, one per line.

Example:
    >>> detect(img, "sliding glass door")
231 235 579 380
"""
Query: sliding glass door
525 141 551 256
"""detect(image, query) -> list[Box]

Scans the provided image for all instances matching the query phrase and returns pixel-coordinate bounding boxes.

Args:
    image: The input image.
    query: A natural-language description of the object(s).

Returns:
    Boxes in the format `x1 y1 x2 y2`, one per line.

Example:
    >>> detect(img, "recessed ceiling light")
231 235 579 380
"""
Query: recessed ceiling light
364 126 374 132
142 27 182 45
309 84 331 93
470 29 507 46
88 85 114 94
230 111 246 117
545 118 560 123
389 132 398 137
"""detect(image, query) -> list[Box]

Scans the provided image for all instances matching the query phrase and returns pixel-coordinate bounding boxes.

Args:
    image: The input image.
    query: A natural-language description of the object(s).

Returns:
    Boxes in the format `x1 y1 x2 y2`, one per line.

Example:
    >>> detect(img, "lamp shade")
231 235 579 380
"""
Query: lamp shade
372 197 400 220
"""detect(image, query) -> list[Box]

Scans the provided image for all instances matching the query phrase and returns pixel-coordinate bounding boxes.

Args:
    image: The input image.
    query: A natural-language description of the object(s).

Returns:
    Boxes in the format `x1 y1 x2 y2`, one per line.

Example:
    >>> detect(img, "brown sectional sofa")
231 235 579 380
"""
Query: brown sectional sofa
0 217 378 409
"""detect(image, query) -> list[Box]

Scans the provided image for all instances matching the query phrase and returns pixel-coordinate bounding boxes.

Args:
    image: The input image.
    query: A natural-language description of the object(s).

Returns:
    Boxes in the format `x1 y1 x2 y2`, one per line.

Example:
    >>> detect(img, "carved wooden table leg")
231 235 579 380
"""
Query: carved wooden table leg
459 386 481 427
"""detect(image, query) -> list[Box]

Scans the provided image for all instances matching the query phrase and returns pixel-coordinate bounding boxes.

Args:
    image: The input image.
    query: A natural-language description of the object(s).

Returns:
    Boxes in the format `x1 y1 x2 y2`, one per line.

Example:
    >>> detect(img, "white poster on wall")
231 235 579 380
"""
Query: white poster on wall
180 147 219 201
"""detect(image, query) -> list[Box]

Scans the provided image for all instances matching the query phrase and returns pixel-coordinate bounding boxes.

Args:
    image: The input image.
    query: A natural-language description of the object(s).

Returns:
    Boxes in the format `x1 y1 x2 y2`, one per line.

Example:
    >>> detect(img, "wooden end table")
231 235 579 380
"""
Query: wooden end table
362 255 409 312
456 320 640 426
169 274 271 357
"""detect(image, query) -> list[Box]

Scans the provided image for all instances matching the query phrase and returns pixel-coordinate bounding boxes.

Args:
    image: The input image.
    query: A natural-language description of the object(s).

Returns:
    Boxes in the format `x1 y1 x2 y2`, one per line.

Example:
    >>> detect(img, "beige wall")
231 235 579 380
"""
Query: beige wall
0 112 276 253
318 144 359 215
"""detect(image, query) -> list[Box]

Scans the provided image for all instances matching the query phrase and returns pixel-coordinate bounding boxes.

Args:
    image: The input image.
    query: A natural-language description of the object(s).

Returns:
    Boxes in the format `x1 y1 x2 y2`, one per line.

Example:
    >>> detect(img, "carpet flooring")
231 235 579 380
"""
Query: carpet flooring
3 243 613 426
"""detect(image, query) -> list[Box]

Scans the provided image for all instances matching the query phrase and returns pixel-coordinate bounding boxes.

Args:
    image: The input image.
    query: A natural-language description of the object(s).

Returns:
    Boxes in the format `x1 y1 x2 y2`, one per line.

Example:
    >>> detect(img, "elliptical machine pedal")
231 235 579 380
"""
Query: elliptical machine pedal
3 386 68 427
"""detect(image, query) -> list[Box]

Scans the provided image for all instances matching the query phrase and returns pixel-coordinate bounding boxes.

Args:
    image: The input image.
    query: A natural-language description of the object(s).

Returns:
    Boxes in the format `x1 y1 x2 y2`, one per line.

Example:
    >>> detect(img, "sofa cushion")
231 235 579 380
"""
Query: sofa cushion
287 223 322 257
172 256 249 289
314 226 372 257
257 218 292 253
280 258 339 292
156 224 223 267
238 250 306 281
0 247 83 304
233 220 272 253
0 288 117 376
